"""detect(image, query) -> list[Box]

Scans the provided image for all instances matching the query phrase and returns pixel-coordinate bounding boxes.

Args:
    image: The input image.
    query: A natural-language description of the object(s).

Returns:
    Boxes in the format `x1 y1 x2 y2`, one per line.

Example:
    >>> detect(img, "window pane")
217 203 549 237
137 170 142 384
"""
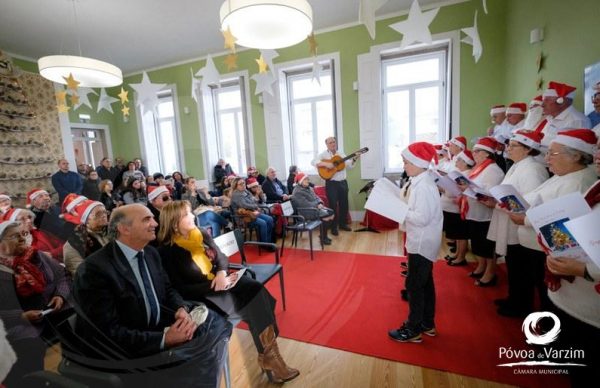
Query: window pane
236 111 248 173
316 100 334 146
385 57 439 87
415 86 440 143
219 112 241 173
159 120 178 173
385 90 409 170
218 89 242 110
291 74 331 99
142 111 161 174
157 100 174 118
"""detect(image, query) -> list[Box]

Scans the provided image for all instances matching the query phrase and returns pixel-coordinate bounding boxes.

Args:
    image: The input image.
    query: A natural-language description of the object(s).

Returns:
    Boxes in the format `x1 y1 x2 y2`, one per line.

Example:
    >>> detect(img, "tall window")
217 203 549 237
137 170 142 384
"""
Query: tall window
285 61 336 173
382 49 447 172
211 79 250 174
140 88 182 175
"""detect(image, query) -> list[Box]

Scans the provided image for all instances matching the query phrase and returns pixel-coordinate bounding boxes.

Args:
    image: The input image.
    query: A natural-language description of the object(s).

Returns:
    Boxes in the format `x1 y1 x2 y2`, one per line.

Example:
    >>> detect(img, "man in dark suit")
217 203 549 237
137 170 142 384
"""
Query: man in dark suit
73 204 232 387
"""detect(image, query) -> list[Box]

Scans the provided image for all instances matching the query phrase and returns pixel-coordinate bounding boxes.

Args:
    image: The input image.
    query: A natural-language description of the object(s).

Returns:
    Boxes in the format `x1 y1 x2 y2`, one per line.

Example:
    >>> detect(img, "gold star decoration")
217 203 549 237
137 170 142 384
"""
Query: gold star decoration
308 32 318 57
224 54 238 71
55 90 67 104
70 93 80 106
63 73 80 90
121 104 130 116
118 87 129 104
57 104 70 113
222 26 237 53
256 55 268 73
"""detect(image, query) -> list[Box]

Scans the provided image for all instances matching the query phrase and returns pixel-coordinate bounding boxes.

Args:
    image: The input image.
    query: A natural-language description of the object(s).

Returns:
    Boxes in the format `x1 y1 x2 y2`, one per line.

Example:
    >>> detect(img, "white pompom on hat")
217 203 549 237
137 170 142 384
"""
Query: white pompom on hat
552 129 598 156
543 81 576 104
401 142 438 169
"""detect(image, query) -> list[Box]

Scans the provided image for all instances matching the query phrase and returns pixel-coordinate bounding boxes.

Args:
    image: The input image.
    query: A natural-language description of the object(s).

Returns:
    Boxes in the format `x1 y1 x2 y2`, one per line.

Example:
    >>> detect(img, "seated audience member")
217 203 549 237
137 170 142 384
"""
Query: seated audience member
457 137 505 286
158 201 299 383
82 170 102 201
214 159 234 186
121 161 145 187
247 178 267 205
0 220 71 386
134 157 149 178
27 188 70 241
231 178 274 244
286 165 298 194
485 131 549 317
72 204 232 387
96 157 120 183
52 158 83 205
247 166 266 185
147 185 172 224
181 178 229 237
99 179 121 213
0 318 17 385
171 171 185 200
0 193 12 218
62 199 110 276
121 178 148 205
588 82 600 128
2 208 64 262
262 167 290 203
291 172 335 245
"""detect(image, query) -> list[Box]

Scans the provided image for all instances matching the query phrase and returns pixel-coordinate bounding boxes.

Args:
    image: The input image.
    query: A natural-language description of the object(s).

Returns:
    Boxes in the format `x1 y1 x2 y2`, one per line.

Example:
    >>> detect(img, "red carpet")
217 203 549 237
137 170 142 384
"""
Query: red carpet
237 248 569 388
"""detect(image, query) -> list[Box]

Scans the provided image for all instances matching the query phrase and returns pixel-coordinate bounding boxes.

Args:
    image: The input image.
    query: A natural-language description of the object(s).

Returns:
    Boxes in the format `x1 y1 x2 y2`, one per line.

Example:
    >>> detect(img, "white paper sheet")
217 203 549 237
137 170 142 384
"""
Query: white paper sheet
431 171 461 197
564 211 600 268
364 177 408 224
489 184 530 213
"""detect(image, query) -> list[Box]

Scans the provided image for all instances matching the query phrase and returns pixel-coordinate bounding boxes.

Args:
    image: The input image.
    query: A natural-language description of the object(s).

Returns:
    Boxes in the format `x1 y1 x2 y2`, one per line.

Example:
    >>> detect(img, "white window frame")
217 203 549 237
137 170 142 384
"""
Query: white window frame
136 84 186 175
196 71 255 182
382 49 447 173
262 52 343 177
357 31 460 179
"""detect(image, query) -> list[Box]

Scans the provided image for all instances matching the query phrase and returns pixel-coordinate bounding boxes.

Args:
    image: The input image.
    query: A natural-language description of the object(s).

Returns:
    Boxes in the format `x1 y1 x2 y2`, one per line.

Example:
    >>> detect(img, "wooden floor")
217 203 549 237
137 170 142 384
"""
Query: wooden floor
45 222 515 388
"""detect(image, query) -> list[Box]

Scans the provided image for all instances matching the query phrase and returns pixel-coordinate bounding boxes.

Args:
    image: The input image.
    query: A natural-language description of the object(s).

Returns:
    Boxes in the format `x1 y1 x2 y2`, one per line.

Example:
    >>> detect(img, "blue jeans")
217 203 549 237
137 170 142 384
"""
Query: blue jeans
249 214 274 243
197 211 228 237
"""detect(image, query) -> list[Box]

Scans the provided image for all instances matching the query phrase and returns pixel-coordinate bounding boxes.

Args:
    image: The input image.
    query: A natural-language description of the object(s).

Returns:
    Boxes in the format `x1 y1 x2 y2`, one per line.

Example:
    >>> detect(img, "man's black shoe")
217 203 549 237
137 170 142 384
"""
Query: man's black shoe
331 229 339 236
388 326 422 343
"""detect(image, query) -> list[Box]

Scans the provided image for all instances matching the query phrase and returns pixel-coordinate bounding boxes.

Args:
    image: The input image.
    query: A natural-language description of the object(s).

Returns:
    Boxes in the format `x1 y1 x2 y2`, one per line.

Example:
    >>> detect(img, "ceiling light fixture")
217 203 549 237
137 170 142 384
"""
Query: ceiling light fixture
37 0 122 87
220 0 313 49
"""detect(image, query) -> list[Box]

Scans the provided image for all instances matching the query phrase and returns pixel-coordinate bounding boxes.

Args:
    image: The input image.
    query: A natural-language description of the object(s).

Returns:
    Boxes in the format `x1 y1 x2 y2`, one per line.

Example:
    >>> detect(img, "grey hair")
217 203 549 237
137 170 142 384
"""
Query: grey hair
562 145 594 166
107 208 132 240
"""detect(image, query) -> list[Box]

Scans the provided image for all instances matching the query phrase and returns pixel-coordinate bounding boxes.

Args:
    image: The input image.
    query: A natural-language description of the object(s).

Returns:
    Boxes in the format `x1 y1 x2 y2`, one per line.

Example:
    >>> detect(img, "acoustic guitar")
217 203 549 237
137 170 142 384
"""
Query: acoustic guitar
318 147 369 180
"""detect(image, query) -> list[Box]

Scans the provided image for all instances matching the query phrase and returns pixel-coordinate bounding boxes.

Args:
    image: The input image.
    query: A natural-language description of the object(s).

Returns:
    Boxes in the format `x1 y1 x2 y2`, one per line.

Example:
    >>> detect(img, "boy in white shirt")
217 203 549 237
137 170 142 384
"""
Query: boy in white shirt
389 142 443 343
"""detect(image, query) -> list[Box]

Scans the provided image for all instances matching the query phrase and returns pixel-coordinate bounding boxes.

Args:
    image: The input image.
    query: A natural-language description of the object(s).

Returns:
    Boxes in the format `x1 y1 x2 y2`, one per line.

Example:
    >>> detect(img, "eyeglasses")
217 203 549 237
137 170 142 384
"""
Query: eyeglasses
545 151 566 158
161 195 171 202
2 230 30 241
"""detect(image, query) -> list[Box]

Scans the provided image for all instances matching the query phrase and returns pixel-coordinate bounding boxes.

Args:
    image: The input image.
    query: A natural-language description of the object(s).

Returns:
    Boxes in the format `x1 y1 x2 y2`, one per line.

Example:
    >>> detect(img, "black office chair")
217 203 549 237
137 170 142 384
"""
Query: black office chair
279 201 323 261
214 229 286 311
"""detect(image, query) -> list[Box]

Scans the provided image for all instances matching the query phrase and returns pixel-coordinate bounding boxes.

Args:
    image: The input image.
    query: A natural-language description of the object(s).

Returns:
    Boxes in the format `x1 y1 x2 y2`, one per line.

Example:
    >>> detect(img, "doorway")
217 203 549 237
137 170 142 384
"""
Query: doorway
70 123 113 171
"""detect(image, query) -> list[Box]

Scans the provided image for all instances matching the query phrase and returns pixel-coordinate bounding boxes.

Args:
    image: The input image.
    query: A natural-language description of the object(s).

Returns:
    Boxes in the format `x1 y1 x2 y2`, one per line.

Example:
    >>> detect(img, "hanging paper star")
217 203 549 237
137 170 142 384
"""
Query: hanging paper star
256 55 268 73
359 0 389 40
307 33 318 56
97 88 119 114
70 93 80 106
311 58 323 86
118 87 129 104
195 55 220 90
70 87 97 110
222 26 237 53
121 105 130 116
129 72 166 114
389 0 439 49
251 72 277 96
224 54 238 71
190 68 203 104
63 73 80 90
55 90 67 104
57 104 70 113
259 50 279 74
461 10 482 63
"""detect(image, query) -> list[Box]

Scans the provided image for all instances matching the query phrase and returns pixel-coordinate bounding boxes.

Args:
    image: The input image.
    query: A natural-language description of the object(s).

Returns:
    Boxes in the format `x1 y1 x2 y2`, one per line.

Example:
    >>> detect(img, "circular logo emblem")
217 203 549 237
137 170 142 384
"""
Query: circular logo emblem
522 312 561 345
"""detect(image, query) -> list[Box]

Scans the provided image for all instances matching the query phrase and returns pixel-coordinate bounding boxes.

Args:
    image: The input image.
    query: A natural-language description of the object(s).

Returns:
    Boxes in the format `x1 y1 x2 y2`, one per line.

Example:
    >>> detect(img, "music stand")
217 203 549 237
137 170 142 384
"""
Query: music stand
354 180 379 233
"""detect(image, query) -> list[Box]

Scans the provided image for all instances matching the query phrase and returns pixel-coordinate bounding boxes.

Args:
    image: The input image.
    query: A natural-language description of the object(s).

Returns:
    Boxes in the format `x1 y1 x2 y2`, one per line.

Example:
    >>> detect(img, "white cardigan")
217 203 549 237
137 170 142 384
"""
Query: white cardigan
487 157 549 255
465 162 505 222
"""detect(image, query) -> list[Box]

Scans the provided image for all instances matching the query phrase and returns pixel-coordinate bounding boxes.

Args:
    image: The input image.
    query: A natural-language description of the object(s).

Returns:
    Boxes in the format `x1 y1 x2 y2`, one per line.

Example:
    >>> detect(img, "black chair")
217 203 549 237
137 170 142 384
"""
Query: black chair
279 201 323 261
214 229 286 311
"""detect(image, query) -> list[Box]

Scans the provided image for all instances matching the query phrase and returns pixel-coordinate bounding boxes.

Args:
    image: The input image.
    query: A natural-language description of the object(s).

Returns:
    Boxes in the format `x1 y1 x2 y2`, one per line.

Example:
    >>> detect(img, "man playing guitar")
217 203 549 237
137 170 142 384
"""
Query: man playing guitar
311 137 361 235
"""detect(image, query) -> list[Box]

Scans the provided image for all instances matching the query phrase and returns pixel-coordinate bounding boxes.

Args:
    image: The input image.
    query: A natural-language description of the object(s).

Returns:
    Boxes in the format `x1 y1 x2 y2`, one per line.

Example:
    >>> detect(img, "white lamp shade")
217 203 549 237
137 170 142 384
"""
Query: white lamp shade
220 0 313 49
38 55 123 88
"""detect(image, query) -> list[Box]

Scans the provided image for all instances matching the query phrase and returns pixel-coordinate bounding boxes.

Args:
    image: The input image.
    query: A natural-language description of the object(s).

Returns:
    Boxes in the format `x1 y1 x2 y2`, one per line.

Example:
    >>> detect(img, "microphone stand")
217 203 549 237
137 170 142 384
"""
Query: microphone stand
354 180 379 233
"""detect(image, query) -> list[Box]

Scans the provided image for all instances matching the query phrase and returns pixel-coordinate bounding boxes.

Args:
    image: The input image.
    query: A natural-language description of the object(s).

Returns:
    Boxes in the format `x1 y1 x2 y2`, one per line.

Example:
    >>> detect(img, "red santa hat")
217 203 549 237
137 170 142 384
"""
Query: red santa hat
61 193 88 215
473 137 499 154
294 172 309 184
542 81 576 104
449 136 467 150
506 102 527 115
490 105 506 115
433 144 447 156
401 142 438 169
246 177 259 188
511 130 544 150
0 193 10 202
529 95 543 108
1 208 21 222
247 166 257 173
456 150 475 166
63 199 104 225
26 188 49 208
552 129 597 156
147 185 170 202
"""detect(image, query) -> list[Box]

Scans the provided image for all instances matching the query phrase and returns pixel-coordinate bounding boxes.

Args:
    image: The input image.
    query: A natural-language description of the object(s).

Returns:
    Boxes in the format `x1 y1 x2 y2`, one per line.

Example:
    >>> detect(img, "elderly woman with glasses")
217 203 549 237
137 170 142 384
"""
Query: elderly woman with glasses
0 220 71 385
62 198 110 276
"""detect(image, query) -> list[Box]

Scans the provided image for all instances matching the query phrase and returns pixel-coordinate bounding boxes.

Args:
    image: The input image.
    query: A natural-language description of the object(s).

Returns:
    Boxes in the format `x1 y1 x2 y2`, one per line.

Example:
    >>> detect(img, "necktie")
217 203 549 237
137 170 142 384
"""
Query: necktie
137 251 158 326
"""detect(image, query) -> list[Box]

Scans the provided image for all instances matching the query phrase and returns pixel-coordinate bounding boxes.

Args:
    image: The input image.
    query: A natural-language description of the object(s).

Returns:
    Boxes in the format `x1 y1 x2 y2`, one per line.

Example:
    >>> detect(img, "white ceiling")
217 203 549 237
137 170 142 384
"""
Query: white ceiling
0 0 447 75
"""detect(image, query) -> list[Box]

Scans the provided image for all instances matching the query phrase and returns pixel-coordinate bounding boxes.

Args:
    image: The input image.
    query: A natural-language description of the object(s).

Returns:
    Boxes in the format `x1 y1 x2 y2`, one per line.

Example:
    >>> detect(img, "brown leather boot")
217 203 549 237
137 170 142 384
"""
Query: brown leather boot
257 325 300 383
